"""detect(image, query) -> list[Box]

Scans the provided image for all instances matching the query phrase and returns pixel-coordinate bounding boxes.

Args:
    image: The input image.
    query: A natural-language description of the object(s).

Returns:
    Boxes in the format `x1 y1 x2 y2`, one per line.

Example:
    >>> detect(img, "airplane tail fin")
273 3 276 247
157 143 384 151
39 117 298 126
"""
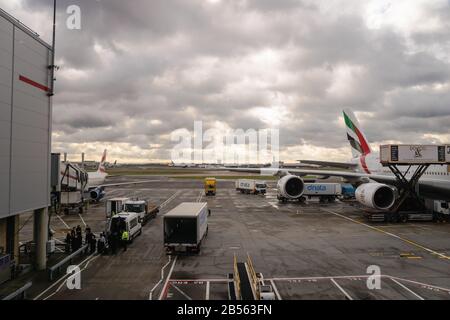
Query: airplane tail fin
343 109 372 157
97 149 107 173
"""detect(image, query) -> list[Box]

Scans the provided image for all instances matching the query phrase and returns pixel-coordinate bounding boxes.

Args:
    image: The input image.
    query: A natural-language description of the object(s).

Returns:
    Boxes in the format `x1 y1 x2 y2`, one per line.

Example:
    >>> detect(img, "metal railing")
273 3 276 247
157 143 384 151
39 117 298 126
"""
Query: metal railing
233 254 241 300
246 253 260 300
48 244 89 281
2 282 32 300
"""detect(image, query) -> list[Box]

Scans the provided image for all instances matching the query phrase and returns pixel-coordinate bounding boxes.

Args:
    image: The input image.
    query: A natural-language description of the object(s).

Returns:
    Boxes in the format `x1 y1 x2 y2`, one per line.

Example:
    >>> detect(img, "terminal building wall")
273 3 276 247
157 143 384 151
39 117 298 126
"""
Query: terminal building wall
0 10 52 219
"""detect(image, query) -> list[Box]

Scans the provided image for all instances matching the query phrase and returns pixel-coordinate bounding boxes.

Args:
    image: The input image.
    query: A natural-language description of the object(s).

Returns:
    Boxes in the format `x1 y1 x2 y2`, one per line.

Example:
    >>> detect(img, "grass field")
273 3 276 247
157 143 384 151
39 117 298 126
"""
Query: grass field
105 167 279 180
106 168 210 175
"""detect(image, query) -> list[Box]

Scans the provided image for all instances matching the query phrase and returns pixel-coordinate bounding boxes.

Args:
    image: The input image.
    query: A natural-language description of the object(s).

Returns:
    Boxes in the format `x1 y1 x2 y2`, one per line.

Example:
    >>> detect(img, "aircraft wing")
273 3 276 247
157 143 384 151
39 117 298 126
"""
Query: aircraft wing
224 167 397 184
89 179 162 189
298 160 358 169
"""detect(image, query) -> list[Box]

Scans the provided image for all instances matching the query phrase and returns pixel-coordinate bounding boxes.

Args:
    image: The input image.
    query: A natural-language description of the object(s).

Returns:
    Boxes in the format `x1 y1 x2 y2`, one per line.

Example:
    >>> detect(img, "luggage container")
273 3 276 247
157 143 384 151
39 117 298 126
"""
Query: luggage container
380 144 447 165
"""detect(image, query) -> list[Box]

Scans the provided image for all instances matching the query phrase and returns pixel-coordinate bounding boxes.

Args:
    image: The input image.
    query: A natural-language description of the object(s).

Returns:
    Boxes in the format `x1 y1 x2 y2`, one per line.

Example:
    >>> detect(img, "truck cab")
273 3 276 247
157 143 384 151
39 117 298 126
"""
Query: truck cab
124 199 158 225
204 178 217 196
255 182 267 194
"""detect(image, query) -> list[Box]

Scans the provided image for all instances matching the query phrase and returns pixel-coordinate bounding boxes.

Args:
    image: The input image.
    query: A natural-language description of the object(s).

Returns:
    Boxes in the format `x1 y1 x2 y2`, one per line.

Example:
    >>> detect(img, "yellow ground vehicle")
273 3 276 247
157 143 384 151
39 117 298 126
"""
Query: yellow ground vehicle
204 178 217 196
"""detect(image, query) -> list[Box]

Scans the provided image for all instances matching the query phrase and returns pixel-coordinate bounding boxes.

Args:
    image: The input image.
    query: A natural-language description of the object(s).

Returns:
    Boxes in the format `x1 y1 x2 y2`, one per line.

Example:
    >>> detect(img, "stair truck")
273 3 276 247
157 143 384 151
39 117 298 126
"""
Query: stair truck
164 202 209 254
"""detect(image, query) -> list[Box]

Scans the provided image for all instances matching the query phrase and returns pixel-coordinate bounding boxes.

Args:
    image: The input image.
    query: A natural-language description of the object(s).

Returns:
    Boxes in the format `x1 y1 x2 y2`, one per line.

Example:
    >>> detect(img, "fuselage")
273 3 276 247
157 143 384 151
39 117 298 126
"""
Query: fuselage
88 171 108 188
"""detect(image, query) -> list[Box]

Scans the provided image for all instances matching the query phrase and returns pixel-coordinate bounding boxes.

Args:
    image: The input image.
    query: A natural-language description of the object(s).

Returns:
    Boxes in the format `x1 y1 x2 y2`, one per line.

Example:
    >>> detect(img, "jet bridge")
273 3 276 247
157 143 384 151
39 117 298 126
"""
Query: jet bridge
379 144 450 220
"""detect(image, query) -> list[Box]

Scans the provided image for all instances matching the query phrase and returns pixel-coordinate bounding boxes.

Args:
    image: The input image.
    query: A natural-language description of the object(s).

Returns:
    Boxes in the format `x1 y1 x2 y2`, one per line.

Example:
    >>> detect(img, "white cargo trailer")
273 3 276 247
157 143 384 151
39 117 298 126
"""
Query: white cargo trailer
380 144 447 165
235 179 267 194
301 183 342 203
164 202 209 254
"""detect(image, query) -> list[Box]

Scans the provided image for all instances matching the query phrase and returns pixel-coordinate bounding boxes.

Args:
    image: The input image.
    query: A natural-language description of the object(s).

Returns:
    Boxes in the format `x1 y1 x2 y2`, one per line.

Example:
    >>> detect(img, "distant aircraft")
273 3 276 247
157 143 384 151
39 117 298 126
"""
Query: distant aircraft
228 109 450 210
87 150 160 201
168 161 196 168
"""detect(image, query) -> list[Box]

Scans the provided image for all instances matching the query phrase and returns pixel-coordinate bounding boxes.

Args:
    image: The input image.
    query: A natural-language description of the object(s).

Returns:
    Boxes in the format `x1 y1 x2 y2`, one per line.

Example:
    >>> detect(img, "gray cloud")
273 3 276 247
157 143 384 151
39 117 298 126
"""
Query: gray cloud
7 0 450 161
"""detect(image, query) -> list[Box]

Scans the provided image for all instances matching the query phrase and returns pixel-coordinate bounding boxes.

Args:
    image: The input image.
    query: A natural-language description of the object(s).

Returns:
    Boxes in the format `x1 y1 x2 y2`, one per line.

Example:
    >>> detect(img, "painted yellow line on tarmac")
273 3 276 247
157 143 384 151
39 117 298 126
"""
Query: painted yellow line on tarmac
322 209 450 261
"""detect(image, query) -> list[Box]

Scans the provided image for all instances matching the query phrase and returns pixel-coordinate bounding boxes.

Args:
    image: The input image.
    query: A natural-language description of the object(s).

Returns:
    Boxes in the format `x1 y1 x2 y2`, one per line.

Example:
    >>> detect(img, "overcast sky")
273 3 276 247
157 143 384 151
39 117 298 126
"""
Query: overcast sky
1 0 450 163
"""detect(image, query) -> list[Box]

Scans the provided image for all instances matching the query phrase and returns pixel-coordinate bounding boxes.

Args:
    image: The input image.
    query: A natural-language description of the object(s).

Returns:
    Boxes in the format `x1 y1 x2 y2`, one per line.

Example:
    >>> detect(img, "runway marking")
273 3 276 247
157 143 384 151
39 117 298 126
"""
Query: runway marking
41 254 100 300
55 215 70 229
390 278 424 300
34 253 98 300
148 256 172 300
159 256 178 300
389 276 450 293
270 275 371 281
205 281 210 300
269 279 282 300
169 279 230 283
268 202 279 210
330 278 353 300
159 191 181 210
270 274 450 295
78 214 87 228
196 189 204 202
322 209 450 260
171 284 192 300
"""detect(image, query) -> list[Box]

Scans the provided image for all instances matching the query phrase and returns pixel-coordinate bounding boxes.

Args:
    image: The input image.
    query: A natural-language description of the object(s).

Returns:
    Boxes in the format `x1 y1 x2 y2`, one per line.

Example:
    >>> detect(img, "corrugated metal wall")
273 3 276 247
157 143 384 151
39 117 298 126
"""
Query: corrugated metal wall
0 12 52 218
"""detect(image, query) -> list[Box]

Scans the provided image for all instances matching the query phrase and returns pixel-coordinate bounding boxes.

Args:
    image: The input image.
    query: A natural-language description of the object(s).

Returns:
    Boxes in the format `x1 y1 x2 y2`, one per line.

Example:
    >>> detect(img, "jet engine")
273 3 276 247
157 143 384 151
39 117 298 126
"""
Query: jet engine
355 183 397 210
90 187 106 201
277 175 304 200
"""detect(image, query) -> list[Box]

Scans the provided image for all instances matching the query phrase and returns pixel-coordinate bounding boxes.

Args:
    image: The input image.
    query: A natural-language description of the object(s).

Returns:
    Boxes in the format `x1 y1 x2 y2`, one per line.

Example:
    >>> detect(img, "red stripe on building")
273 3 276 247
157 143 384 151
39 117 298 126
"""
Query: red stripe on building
19 75 49 92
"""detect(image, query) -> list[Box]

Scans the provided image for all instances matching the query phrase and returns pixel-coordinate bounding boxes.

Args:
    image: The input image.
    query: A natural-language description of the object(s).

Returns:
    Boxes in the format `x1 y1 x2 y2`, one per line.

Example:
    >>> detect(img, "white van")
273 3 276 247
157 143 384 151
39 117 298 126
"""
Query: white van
107 212 142 242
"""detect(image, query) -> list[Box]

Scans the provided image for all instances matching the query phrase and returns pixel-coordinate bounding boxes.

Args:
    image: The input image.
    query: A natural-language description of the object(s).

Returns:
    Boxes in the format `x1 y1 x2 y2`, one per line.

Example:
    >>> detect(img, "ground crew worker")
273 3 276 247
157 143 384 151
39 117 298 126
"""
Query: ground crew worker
65 231 72 253
97 233 106 254
109 232 117 255
121 230 129 252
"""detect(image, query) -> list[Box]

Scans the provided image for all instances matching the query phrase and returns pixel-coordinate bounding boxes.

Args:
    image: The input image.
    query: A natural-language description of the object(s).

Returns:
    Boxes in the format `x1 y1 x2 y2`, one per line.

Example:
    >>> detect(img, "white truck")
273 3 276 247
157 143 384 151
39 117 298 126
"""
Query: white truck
107 212 142 242
434 201 450 221
106 198 130 218
164 202 209 254
124 199 159 225
235 179 267 195
300 183 342 203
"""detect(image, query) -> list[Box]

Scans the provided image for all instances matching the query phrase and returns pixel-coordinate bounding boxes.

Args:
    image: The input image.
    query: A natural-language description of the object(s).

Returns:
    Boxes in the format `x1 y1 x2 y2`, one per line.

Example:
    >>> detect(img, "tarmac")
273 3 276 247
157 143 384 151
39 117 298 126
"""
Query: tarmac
12 176 450 300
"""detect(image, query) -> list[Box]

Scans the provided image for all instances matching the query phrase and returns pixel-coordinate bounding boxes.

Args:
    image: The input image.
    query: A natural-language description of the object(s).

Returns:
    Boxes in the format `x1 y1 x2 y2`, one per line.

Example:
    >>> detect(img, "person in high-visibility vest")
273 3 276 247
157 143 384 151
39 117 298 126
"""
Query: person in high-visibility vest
121 231 129 252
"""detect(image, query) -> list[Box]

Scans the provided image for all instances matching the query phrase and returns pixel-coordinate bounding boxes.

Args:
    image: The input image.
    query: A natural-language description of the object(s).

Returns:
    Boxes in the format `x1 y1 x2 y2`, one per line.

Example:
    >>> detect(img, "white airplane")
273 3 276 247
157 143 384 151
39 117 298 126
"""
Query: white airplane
228 109 450 210
87 149 108 187
87 150 161 201
168 161 197 168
